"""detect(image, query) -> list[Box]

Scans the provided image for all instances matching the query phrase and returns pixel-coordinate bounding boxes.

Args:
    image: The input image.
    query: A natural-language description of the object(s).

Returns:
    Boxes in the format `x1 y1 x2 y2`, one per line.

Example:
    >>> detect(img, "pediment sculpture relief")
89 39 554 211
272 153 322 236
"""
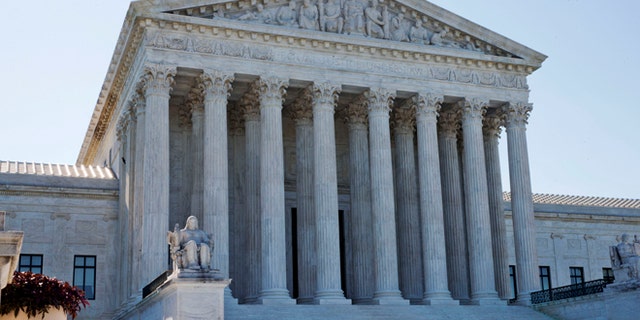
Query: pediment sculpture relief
171 0 511 57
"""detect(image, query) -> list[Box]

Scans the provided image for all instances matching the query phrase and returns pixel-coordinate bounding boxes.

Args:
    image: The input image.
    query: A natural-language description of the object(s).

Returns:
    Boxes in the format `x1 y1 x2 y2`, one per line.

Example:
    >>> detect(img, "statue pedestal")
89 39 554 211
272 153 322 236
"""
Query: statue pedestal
116 272 231 320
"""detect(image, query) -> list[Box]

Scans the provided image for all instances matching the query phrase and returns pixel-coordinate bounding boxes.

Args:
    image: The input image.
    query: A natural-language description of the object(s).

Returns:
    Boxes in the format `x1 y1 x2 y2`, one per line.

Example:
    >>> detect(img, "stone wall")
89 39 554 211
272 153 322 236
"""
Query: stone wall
0 173 119 320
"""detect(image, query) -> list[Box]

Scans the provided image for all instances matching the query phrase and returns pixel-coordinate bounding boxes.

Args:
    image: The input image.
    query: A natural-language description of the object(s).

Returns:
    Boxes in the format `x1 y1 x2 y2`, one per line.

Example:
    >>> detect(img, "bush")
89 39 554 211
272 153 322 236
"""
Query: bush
0 271 89 319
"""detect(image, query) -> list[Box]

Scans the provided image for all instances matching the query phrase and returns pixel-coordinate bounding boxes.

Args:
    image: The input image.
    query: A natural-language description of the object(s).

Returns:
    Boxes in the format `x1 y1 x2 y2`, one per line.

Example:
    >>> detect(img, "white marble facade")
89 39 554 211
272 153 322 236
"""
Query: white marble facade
2 0 640 319
81 0 545 308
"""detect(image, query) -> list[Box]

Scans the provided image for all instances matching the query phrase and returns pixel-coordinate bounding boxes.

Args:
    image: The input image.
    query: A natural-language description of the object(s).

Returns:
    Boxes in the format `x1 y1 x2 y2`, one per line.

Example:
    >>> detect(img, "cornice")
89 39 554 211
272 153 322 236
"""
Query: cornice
0 184 119 200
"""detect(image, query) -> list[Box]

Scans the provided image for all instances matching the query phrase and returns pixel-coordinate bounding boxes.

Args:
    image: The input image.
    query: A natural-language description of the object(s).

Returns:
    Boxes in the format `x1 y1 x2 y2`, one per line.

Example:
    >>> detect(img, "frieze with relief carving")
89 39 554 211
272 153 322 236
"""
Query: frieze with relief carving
166 0 516 58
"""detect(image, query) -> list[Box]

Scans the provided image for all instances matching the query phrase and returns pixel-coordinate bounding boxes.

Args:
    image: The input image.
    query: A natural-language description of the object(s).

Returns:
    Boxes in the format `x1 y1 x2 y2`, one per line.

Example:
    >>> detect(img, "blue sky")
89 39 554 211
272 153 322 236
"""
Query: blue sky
1 0 638 199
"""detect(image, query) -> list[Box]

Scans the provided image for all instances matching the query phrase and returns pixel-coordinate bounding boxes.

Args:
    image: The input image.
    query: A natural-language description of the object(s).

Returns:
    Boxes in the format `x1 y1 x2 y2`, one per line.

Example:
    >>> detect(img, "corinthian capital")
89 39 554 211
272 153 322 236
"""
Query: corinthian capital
343 95 368 127
240 83 260 121
199 69 234 99
227 103 245 135
460 97 489 121
413 92 443 121
186 87 205 115
502 102 533 128
257 76 288 107
141 63 177 96
438 108 461 138
365 88 396 114
483 111 504 138
287 87 313 124
391 106 416 135
311 82 341 113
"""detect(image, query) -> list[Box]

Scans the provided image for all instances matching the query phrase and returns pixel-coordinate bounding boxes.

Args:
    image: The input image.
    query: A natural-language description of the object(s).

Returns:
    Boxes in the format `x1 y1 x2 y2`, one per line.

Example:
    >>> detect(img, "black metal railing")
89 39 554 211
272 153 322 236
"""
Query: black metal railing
531 278 612 304
142 270 173 298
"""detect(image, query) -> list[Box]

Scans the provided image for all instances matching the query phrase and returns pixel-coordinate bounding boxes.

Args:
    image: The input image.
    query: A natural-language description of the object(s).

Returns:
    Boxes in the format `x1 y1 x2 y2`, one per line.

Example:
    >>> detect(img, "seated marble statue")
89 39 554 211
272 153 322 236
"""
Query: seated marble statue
610 233 640 281
167 216 214 271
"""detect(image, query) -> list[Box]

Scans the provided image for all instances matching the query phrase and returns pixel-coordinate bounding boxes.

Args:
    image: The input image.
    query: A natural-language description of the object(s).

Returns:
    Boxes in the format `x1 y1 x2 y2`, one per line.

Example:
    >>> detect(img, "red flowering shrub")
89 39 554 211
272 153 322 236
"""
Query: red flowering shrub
0 271 89 319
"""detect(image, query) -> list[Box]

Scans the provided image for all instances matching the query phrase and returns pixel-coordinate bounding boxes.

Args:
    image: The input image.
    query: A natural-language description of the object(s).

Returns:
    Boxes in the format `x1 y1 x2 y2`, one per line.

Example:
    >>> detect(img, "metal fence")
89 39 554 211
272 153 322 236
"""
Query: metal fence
530 279 612 304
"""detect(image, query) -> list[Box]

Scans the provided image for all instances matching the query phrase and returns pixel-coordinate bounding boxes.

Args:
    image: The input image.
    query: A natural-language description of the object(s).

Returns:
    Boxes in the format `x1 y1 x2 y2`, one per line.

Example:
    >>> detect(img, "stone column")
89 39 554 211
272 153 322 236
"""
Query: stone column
200 70 234 280
437 108 470 302
140 64 175 286
343 97 374 304
503 102 540 303
130 91 146 301
413 94 457 305
227 105 246 300
483 112 511 300
391 104 423 303
188 88 205 223
116 106 132 305
240 88 262 303
460 98 500 304
287 90 316 304
365 88 407 304
310 82 350 304
257 76 294 304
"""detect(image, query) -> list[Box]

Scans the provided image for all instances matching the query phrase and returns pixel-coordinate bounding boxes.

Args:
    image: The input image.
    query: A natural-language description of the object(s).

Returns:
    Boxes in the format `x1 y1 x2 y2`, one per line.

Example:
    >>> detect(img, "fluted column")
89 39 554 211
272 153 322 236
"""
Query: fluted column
188 88 205 223
413 94 457 305
257 76 294 303
437 108 470 302
311 82 349 304
240 88 262 303
503 102 540 303
344 97 374 304
128 92 146 301
365 88 407 304
483 112 511 300
228 105 246 299
116 105 132 305
200 70 234 280
391 104 423 302
460 98 500 304
140 64 175 285
287 90 316 304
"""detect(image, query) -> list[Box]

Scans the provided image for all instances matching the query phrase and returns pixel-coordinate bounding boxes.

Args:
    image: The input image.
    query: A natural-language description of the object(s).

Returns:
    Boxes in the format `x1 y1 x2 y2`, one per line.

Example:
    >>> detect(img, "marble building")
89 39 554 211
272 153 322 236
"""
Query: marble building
1 0 639 319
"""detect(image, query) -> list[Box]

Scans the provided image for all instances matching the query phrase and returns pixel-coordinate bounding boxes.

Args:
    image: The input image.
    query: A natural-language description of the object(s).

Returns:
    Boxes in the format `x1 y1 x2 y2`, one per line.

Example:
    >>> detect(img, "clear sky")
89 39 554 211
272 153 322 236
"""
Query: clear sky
0 0 638 199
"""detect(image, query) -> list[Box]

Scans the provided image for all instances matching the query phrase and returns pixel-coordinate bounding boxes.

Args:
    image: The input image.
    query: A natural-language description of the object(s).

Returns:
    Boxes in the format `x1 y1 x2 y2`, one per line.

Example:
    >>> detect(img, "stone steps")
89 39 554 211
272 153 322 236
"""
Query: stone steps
225 303 554 320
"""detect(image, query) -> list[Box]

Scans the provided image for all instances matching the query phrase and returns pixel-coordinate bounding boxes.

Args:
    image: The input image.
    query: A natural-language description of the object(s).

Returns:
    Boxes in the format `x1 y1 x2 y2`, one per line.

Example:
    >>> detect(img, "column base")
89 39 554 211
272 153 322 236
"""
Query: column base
468 297 506 305
514 292 533 306
372 291 409 305
421 297 459 305
257 289 296 305
313 297 352 305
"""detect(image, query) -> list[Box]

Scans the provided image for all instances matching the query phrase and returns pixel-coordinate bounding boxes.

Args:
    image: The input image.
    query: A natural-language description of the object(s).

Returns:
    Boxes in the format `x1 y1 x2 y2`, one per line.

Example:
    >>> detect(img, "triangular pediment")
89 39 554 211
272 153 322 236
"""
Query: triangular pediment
137 0 545 65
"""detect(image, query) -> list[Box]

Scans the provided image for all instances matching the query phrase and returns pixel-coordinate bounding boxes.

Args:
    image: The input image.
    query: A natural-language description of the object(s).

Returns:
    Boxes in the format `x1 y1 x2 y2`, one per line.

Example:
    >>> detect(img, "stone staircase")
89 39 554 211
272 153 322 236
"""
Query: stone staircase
225 303 554 320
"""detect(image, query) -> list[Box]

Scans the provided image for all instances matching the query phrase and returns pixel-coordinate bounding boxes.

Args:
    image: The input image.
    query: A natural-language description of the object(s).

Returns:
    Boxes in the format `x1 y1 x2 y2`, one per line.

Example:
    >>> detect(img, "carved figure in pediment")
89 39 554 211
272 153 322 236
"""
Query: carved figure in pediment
365 0 389 39
299 0 320 30
238 4 273 24
409 20 430 44
390 13 409 42
277 1 299 26
319 0 344 33
343 0 366 35
430 29 459 48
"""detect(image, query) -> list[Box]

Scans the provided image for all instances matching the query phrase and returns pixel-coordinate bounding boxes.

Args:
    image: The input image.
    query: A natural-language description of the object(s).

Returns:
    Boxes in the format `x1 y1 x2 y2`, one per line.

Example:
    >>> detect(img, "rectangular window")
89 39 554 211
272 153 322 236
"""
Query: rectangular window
603 267 614 283
19 254 43 274
509 265 517 300
73 256 96 300
570 266 584 285
539 266 551 290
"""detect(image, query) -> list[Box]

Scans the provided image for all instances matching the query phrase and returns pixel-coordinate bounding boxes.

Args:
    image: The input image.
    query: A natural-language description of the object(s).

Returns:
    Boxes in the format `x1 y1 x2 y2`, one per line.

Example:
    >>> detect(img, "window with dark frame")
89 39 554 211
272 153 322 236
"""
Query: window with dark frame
539 266 551 290
73 255 96 300
19 254 43 274
509 265 517 300
602 267 614 283
569 266 584 285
